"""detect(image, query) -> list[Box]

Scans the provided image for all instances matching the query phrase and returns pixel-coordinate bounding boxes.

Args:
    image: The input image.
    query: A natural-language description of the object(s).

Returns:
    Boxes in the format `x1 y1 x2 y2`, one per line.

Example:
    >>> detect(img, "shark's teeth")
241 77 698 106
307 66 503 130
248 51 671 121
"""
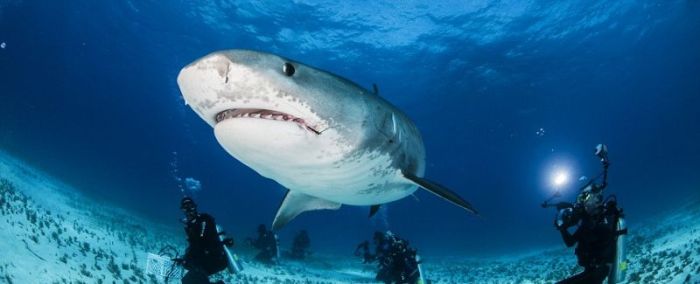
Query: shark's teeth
214 108 321 135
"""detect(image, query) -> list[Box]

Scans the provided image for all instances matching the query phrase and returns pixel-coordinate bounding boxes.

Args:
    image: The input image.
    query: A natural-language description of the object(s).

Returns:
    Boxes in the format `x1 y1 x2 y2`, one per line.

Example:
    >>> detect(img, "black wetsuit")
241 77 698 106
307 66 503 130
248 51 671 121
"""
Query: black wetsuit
375 237 420 284
181 213 227 284
290 231 310 259
355 241 375 263
251 229 278 264
557 212 616 284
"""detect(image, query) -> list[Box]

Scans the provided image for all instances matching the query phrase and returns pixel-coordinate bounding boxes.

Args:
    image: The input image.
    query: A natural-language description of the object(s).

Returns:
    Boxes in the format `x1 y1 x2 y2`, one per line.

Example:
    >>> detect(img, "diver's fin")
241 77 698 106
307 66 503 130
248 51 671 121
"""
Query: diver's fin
369 205 381 218
372 83 379 95
403 172 479 215
272 190 341 230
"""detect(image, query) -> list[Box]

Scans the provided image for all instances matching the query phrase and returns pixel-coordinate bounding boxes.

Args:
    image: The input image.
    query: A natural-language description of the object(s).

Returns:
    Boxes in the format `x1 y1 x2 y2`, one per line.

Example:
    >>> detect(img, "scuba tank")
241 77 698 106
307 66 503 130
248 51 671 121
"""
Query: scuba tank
216 225 244 274
605 199 628 284
415 254 426 284
608 217 627 284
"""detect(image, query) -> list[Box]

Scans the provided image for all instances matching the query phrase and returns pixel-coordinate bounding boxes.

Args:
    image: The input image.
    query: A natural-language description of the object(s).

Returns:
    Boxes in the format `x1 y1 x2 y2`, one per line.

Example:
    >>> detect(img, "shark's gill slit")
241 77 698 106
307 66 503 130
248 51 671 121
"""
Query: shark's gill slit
215 108 321 135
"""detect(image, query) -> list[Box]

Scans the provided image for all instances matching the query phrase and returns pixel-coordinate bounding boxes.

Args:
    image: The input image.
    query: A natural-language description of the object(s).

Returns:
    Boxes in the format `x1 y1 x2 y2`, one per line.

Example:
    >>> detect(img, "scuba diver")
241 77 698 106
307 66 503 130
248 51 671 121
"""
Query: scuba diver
542 144 628 284
354 240 375 264
247 224 279 264
357 231 423 284
354 231 390 264
174 197 234 284
290 230 311 260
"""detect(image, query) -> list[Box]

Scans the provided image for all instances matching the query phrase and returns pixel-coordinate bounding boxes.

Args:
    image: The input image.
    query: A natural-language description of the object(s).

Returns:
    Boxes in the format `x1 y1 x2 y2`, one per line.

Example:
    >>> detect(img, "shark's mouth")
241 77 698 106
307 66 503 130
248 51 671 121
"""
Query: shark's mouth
215 108 322 135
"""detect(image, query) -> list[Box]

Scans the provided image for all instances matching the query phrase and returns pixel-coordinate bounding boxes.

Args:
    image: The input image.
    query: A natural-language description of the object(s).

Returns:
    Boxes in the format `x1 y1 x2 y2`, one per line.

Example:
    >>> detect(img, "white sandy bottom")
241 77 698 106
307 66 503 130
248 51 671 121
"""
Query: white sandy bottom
0 150 699 284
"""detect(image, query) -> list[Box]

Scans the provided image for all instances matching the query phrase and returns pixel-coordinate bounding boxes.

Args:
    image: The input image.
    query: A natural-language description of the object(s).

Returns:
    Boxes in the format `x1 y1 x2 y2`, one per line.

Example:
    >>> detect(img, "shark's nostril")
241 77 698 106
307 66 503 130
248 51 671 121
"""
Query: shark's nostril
204 54 232 80
224 63 230 83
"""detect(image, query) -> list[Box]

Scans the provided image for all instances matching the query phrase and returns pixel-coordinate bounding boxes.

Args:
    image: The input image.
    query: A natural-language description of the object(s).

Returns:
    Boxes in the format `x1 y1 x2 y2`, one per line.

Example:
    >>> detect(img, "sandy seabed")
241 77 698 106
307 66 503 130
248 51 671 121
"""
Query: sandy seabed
0 150 698 284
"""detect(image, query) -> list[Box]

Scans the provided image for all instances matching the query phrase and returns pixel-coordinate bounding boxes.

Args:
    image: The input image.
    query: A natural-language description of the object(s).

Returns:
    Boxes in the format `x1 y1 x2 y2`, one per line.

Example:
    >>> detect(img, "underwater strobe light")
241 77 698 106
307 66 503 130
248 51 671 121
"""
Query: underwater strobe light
552 170 570 188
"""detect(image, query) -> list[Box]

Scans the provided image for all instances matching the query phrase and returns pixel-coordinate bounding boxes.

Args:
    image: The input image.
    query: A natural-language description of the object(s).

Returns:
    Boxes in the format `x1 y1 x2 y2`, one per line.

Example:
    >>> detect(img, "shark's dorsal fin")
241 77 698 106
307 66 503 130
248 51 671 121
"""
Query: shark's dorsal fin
403 172 479 216
272 191 341 230
369 205 381 218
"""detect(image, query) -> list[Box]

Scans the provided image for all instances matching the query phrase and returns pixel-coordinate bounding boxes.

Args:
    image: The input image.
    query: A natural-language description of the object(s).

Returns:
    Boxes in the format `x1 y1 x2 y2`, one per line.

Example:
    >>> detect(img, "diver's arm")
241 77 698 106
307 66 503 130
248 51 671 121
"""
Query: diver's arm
597 144 610 189
600 161 609 189
559 226 578 247
354 241 365 255
181 245 194 267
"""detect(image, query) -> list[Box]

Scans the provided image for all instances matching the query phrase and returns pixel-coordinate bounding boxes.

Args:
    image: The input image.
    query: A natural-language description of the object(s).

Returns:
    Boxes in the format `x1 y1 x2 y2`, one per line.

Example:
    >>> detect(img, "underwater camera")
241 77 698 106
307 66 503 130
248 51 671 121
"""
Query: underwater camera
555 206 580 228
542 200 582 229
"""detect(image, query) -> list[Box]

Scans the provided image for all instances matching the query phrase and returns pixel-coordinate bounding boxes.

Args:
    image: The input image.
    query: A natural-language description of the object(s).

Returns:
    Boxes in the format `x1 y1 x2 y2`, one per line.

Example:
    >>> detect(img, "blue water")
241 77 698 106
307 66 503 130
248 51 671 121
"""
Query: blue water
1 0 699 257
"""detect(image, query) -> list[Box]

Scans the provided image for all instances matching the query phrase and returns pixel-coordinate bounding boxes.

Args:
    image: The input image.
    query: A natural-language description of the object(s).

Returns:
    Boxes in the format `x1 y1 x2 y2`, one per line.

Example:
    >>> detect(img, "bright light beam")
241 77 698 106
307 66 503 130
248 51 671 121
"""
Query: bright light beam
552 170 570 188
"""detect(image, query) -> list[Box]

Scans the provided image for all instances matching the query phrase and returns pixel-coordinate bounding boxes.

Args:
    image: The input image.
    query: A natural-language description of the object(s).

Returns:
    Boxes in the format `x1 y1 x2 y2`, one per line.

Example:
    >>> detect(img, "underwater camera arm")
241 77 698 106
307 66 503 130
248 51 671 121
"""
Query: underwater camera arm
541 201 574 210
595 144 610 191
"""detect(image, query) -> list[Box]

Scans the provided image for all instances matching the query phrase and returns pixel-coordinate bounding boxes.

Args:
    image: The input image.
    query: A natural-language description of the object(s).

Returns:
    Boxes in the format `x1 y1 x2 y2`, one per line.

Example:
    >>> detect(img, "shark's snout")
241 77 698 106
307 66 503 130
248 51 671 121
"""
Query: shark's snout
176 53 238 126
178 53 231 91
178 51 332 133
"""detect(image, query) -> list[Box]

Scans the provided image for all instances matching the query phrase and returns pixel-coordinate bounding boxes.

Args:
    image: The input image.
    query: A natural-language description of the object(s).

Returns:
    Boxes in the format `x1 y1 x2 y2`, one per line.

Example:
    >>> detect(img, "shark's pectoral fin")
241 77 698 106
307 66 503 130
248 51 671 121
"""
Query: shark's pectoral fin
369 205 381 218
403 172 479 216
272 190 341 230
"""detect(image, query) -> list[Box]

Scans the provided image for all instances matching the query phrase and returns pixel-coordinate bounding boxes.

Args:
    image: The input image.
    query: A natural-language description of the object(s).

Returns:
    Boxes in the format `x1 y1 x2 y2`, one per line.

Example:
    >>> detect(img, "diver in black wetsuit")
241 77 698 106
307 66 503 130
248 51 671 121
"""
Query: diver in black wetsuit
556 187 617 284
373 231 391 256
355 240 375 263
248 224 278 264
547 145 627 284
175 197 231 284
355 231 388 264
290 230 311 259
358 231 422 284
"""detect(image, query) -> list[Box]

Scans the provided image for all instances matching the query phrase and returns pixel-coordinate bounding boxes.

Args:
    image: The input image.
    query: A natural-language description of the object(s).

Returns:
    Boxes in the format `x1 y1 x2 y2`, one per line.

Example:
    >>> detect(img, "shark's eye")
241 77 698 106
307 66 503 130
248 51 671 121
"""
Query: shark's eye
283 62 295 76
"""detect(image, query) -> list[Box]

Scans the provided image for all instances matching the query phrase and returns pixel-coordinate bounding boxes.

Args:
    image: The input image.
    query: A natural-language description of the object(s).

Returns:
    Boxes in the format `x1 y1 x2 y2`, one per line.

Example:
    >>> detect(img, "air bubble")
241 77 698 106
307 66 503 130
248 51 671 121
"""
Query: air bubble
536 128 545 137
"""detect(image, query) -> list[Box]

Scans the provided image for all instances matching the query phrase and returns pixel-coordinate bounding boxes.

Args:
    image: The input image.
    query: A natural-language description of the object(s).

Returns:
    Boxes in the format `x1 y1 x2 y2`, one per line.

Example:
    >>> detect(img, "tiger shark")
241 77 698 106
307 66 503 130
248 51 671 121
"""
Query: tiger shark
177 50 478 230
